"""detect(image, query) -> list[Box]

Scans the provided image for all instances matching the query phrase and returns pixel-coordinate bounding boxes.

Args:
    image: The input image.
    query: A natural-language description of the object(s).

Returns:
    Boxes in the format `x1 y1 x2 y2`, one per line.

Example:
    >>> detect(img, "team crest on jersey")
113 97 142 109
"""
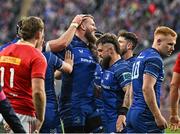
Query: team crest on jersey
104 73 110 80
123 72 131 80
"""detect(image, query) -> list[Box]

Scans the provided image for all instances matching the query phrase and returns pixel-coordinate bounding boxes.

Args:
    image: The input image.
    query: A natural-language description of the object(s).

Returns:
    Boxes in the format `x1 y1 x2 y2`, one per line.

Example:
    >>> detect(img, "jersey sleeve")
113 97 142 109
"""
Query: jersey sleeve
173 54 180 73
115 67 131 89
31 54 47 79
51 53 63 70
144 57 162 79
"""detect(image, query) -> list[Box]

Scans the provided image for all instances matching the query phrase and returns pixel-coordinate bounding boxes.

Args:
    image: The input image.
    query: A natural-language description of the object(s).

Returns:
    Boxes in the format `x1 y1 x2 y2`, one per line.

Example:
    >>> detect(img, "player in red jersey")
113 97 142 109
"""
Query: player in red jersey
0 16 47 133
169 54 180 131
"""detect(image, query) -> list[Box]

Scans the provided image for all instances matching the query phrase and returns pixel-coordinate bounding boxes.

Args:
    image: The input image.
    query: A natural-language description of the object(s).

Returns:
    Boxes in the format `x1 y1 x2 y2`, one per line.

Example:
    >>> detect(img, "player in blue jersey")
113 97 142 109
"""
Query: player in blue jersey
126 26 177 133
116 31 138 132
97 33 132 132
94 31 104 118
84 31 104 133
46 14 102 133
40 50 73 133
118 31 138 64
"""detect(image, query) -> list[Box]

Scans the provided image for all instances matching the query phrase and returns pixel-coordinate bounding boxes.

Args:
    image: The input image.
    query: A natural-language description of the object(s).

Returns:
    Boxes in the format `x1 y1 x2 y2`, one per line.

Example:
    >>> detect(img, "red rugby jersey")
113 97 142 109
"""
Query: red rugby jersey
173 54 180 73
0 43 47 116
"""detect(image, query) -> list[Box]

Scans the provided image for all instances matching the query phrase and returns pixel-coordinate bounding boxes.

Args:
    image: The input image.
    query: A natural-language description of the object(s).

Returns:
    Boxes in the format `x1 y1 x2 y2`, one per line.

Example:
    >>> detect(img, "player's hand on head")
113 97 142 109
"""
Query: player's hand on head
116 115 126 132
155 114 168 130
169 115 180 131
71 14 87 26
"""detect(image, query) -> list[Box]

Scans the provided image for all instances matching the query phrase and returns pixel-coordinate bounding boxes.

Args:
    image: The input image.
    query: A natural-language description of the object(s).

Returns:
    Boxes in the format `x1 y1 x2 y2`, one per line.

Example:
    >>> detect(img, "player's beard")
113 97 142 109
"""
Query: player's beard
101 55 111 69
120 49 127 56
120 45 128 56
85 29 97 45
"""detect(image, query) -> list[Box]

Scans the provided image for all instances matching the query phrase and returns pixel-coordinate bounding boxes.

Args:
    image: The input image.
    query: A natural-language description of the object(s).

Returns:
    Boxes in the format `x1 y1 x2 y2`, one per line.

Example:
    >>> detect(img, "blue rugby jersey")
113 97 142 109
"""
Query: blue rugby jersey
86 63 103 99
93 64 104 110
126 56 136 69
101 59 131 120
131 48 164 110
43 52 63 103
0 37 20 51
41 51 62 133
54 36 97 126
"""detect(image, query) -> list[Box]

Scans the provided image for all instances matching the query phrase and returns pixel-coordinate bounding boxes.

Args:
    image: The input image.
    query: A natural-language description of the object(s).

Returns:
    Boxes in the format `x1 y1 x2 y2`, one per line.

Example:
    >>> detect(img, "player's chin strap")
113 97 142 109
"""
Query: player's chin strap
117 107 128 115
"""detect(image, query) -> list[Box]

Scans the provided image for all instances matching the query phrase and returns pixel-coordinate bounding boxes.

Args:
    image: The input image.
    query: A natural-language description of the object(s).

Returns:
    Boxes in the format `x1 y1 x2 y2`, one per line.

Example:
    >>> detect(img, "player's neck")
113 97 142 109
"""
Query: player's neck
18 39 35 47
110 54 121 66
123 51 133 60
75 31 88 44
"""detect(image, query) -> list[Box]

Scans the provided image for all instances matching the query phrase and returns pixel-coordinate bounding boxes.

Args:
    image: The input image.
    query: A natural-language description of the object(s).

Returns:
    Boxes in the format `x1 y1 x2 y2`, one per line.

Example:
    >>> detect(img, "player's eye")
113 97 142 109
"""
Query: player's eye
98 49 102 52
168 43 174 46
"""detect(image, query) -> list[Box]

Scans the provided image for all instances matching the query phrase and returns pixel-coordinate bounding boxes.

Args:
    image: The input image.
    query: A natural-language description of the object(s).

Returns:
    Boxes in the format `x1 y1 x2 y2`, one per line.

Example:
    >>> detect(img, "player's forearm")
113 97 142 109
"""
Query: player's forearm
170 84 179 116
47 25 77 52
122 84 132 108
143 87 161 118
54 70 62 80
33 89 46 121
60 62 73 74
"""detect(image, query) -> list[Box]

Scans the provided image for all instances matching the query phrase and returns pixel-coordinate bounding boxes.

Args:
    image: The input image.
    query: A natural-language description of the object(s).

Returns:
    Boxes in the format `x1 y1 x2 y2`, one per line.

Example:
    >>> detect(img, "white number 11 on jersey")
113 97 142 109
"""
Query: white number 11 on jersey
0 67 14 88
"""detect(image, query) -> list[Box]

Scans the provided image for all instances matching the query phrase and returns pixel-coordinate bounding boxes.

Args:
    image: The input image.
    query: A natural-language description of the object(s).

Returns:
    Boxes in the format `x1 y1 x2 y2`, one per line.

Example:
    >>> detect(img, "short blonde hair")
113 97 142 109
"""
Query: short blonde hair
154 26 177 38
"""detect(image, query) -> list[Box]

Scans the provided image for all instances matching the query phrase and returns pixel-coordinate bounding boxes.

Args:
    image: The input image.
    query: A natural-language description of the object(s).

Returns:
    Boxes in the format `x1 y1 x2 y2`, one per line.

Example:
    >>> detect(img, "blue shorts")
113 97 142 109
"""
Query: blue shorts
126 108 164 133
60 101 102 132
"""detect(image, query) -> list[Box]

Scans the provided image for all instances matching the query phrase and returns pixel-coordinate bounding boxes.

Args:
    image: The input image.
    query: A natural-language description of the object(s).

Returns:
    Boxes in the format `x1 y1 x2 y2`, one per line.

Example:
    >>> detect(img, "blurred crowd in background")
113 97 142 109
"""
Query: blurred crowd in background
0 0 179 116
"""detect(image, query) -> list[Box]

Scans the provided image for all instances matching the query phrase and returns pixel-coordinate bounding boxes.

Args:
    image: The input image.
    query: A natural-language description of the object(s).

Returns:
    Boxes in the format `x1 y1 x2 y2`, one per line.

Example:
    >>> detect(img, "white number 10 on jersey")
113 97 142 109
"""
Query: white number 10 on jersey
132 61 140 79
0 67 14 88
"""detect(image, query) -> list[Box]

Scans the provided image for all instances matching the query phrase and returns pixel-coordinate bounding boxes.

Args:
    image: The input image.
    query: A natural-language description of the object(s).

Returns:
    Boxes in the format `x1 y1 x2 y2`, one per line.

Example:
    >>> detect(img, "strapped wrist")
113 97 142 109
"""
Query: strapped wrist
117 107 128 115
70 22 79 28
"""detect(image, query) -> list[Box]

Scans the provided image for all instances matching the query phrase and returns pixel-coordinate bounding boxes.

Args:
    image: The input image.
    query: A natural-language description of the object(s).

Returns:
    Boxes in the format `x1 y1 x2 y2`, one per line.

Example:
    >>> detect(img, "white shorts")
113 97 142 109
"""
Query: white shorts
3 113 37 133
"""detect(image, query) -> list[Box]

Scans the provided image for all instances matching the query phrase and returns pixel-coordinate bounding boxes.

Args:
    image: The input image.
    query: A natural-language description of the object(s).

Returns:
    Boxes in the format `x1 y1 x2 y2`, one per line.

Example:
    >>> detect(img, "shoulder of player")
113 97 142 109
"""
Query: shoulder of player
142 48 162 62
114 61 131 74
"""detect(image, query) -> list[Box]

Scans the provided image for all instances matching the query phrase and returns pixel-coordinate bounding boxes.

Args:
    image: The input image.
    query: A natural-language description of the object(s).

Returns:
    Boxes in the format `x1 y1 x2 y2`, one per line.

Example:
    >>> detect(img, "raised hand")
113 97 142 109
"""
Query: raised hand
71 14 87 28
64 50 74 67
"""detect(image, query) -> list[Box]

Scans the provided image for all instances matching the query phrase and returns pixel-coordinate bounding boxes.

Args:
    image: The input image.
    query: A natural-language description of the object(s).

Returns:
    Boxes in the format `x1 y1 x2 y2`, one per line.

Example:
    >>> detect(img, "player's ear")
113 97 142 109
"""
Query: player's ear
127 42 133 50
79 21 86 31
108 47 114 55
157 39 161 45
34 31 41 40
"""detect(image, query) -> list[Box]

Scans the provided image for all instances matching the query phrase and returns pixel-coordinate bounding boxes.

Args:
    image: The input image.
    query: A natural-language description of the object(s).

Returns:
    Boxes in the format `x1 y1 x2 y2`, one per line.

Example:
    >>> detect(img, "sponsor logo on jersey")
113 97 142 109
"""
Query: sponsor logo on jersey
0 56 21 65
